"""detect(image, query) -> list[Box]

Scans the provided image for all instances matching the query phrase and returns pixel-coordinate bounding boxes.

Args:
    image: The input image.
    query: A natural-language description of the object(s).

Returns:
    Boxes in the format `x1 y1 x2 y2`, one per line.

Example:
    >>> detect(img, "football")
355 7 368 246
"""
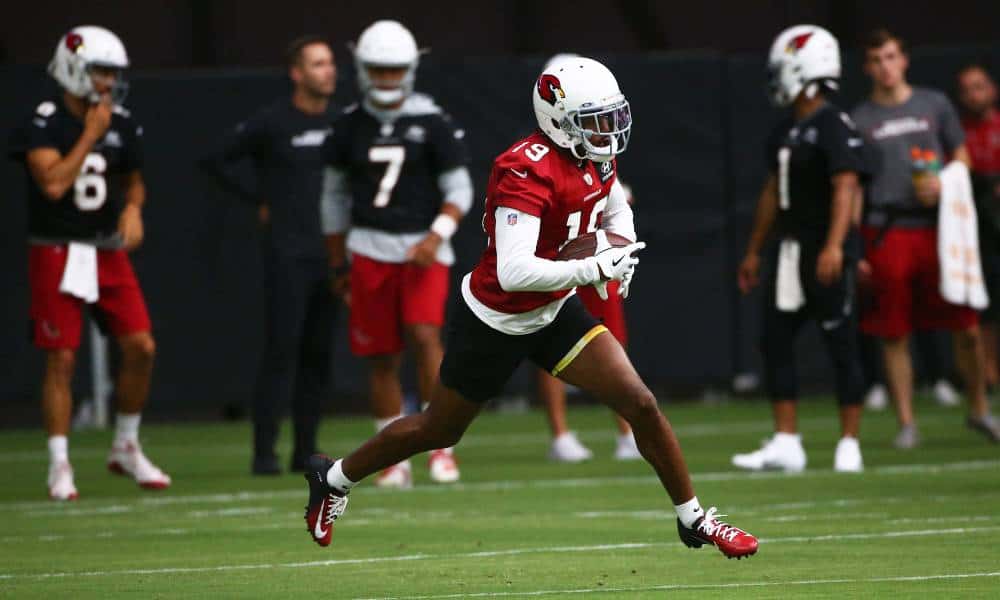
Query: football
555 231 634 261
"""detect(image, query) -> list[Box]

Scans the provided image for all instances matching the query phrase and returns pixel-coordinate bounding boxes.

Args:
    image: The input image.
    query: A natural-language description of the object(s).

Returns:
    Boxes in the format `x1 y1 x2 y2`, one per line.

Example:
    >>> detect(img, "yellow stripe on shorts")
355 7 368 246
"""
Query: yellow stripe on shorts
550 325 609 377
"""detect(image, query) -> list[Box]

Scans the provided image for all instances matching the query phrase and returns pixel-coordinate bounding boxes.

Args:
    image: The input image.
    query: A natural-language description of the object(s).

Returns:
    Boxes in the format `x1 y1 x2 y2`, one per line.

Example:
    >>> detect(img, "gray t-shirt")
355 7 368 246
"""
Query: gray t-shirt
852 87 965 228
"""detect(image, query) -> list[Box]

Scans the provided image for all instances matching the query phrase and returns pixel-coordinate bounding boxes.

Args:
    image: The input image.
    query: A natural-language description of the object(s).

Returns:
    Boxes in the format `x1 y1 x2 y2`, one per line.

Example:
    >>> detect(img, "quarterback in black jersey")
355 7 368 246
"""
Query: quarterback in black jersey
201 36 339 475
7 26 170 500
320 20 473 487
736 26 870 474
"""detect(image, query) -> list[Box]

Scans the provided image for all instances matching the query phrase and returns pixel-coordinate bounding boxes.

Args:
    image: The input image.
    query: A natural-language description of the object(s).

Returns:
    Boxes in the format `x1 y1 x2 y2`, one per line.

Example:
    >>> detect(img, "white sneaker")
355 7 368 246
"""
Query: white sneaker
614 432 642 461
731 433 807 473
548 432 593 463
48 461 78 501
374 460 412 489
107 440 172 489
933 380 961 407
428 449 460 483
864 384 889 411
833 436 864 472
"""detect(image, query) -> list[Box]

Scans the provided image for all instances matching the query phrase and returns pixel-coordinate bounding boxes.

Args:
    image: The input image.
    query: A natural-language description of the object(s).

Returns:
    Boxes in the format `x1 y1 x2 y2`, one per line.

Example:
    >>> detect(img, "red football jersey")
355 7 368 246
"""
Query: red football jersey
469 131 618 314
963 111 1000 174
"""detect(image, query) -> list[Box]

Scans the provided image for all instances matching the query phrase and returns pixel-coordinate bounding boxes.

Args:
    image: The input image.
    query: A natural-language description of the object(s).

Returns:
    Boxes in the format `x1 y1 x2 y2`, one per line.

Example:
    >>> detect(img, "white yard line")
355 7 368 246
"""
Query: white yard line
3 458 999 514
2 526 999 581
354 571 1000 599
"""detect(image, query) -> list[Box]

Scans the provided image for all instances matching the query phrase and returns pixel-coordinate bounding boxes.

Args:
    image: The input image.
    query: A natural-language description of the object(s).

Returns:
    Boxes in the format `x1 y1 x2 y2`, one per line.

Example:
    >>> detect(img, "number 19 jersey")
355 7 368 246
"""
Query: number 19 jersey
469 130 618 317
8 98 144 245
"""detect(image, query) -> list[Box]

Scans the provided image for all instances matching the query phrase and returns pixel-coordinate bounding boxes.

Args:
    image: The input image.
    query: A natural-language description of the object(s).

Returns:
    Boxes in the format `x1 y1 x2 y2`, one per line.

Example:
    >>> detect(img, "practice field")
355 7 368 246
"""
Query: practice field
1 397 999 598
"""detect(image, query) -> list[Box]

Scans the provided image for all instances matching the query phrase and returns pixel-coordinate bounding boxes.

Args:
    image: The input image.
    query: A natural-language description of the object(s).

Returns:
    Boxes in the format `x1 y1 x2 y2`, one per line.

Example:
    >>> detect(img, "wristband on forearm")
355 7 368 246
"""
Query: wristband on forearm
430 214 458 240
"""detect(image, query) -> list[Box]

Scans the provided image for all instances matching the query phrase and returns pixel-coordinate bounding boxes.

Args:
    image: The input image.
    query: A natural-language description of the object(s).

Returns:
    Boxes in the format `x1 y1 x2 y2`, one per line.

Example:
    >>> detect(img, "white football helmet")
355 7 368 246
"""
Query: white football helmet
767 25 840 107
48 25 129 104
533 56 631 163
353 20 419 106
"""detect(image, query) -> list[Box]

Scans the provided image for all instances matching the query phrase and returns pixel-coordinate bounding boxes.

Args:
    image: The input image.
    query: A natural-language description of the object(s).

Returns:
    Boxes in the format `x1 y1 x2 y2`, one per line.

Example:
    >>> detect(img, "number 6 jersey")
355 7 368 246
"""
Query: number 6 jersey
9 98 144 246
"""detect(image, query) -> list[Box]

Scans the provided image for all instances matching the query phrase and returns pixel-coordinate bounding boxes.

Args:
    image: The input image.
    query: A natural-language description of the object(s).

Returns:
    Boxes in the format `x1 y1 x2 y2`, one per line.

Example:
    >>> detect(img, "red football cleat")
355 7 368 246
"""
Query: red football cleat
303 454 349 547
677 507 758 559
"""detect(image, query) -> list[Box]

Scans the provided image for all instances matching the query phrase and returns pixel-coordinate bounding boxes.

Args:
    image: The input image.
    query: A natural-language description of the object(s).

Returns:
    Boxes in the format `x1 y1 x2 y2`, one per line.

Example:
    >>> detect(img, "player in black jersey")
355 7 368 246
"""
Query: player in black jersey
7 26 170 500
201 36 340 475
735 25 870 473
320 20 473 487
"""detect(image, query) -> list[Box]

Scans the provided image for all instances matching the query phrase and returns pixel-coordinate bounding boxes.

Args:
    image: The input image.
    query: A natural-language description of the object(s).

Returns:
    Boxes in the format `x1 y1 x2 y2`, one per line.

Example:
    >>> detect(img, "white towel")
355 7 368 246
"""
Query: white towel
776 239 805 312
938 161 989 310
58 243 99 303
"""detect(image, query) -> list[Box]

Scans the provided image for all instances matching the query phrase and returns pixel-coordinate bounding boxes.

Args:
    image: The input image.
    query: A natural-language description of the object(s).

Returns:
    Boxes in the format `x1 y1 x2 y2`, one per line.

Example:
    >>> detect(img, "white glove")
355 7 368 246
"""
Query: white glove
618 269 634 299
589 230 645 300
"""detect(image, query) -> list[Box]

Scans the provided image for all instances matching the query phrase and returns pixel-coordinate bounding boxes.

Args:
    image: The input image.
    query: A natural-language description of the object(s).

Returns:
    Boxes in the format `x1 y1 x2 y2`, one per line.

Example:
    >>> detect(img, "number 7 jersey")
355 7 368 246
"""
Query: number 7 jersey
8 98 144 245
469 130 618 315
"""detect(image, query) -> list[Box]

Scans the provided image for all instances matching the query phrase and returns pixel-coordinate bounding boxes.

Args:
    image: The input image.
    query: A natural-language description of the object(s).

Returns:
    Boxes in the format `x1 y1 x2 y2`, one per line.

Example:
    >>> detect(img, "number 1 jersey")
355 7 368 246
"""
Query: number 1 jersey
8 98 144 245
469 130 618 316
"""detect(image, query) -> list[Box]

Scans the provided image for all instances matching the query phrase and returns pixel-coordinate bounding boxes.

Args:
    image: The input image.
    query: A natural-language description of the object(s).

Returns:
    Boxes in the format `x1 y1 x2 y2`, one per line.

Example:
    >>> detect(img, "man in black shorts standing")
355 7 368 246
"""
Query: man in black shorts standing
734 25 870 473
202 36 339 474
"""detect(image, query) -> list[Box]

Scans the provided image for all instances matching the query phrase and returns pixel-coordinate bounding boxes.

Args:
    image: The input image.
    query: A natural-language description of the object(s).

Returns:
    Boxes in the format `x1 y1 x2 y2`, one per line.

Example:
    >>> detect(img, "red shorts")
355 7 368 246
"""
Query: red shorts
860 227 978 338
576 282 628 345
349 254 449 356
28 245 152 350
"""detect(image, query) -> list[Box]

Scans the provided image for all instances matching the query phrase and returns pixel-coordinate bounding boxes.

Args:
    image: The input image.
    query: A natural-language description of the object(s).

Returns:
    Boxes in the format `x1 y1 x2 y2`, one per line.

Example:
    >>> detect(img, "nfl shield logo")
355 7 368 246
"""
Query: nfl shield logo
507 213 518 226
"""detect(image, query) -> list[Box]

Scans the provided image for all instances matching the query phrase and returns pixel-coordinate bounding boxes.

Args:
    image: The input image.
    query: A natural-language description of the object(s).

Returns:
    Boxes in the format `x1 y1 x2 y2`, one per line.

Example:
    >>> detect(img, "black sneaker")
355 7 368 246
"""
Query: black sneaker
303 454 348 547
251 454 281 476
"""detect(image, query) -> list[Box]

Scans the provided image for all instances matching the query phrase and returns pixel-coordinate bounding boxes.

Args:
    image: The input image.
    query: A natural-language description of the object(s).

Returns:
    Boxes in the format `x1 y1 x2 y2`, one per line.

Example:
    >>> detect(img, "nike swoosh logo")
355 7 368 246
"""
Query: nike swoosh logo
612 256 625 267
314 496 329 538
584 189 603 201
510 168 528 179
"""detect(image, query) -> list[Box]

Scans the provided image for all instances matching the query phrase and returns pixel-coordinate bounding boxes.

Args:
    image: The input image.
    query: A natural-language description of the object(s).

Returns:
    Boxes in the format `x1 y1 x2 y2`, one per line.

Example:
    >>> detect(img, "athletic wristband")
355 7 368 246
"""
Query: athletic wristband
430 214 458 240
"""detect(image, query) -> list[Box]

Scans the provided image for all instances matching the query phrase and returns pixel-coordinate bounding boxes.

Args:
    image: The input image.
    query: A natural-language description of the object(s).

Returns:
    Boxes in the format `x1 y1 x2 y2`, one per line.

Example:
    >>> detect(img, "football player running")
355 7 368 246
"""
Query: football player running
320 20 472 487
305 56 759 559
8 26 170 500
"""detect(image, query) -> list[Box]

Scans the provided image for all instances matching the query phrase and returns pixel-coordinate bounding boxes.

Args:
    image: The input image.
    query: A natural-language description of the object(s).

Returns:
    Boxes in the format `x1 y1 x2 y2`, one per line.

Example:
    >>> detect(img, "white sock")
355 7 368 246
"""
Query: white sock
115 413 141 445
326 459 357 494
773 432 801 445
48 435 68 464
374 414 403 433
675 496 704 528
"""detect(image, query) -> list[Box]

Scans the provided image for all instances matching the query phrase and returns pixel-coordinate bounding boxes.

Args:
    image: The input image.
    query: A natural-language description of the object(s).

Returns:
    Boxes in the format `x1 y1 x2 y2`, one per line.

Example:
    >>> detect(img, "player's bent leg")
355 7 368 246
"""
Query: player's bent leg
556 332 694 503
404 323 461 482
107 331 170 490
303 382 481 546
556 332 757 559
43 349 78 501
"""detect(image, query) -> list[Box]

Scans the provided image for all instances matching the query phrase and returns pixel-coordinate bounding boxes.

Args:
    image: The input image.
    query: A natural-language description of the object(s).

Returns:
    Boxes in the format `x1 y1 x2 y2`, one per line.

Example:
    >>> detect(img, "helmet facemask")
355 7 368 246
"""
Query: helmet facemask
564 98 632 162
86 63 129 105
357 62 415 107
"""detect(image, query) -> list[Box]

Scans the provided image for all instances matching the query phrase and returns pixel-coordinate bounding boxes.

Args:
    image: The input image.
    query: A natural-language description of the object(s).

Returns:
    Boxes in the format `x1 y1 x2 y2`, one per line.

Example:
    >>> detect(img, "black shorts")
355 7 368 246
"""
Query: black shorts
440 294 607 403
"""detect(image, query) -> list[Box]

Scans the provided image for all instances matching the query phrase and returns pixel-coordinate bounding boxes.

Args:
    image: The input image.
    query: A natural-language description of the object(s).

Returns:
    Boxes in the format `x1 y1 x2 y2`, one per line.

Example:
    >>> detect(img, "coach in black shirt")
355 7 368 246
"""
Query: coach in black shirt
734 26 870 474
202 36 339 474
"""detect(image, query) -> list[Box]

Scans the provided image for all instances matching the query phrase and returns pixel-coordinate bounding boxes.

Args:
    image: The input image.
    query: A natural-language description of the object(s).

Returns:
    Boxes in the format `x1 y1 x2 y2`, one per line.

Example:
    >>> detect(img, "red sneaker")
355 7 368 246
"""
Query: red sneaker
303 455 349 547
677 507 758 559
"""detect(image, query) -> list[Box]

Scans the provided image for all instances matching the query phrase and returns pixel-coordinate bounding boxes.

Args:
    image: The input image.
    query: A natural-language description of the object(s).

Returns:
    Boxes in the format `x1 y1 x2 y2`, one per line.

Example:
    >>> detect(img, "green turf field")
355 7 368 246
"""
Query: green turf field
1 397 998 598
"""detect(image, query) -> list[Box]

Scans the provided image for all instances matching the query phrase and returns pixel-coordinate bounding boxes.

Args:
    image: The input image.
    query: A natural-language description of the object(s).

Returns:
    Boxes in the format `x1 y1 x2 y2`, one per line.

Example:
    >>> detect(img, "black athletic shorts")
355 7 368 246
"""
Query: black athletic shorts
440 294 607 403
